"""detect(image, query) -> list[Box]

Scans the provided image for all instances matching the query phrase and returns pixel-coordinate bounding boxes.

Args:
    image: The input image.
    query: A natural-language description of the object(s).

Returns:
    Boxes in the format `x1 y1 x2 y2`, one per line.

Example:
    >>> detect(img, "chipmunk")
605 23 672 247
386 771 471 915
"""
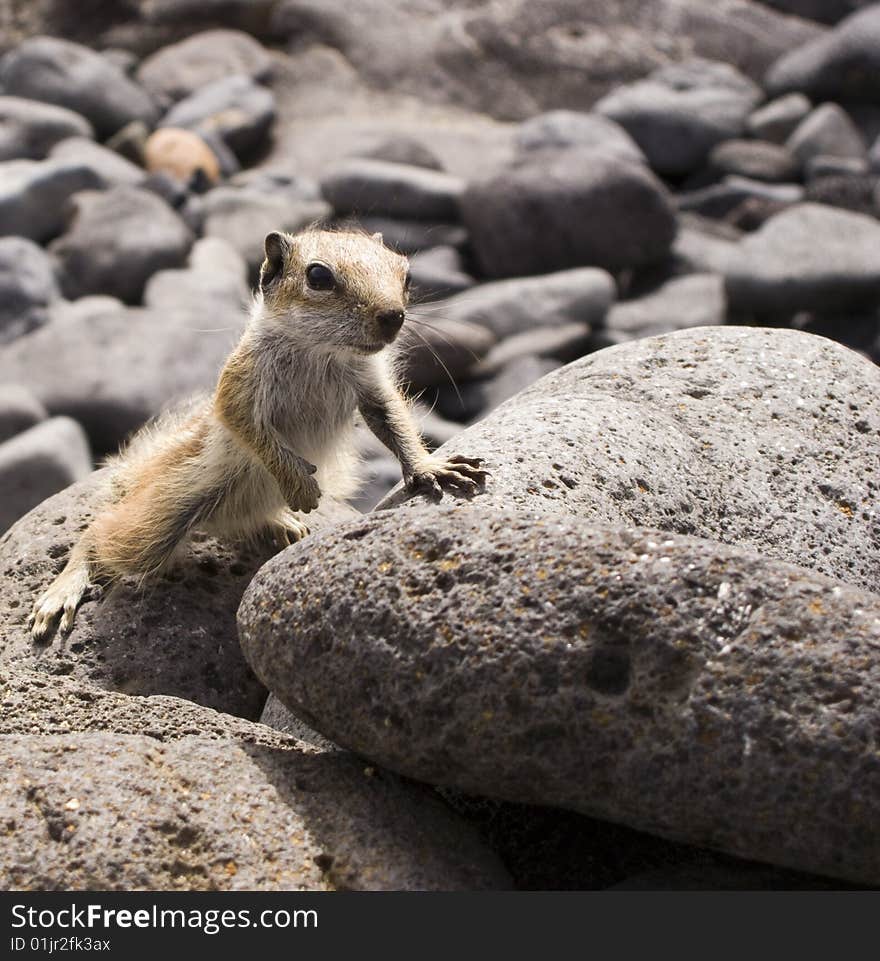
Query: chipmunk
29 227 487 640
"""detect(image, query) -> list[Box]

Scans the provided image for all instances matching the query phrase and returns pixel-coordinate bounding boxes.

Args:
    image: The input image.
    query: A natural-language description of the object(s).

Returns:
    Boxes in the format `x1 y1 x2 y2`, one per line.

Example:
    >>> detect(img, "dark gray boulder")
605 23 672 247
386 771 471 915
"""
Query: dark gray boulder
462 148 676 277
238 505 880 887
595 59 762 177
724 202 880 314
0 96 93 161
50 187 194 303
0 36 158 138
765 5 880 102
161 74 276 158
0 159 102 242
321 159 465 221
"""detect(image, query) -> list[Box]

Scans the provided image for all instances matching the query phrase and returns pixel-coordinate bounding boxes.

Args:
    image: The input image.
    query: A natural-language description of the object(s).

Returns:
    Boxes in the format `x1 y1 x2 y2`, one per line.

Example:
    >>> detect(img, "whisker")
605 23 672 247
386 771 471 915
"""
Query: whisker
404 323 464 405
406 315 485 366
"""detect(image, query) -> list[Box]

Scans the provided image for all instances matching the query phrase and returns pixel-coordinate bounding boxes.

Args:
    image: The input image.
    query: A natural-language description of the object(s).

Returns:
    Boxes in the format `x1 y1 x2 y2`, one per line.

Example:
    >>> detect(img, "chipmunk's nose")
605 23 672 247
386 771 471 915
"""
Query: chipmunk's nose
376 308 405 339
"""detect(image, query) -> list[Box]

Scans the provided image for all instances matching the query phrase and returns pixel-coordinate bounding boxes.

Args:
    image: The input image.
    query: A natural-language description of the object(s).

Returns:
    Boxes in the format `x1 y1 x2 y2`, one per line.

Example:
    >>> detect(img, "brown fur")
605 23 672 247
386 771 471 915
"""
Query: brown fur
29 227 488 640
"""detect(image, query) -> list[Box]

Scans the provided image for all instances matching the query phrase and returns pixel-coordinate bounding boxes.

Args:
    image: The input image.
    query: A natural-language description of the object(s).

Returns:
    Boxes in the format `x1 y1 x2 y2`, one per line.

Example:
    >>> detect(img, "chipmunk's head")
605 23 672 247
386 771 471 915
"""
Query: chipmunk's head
257 227 411 354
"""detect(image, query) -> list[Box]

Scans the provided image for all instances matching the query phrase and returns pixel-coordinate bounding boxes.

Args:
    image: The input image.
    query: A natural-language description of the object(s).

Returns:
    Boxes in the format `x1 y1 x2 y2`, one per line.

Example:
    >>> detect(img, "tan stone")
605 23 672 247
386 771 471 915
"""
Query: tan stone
144 127 220 185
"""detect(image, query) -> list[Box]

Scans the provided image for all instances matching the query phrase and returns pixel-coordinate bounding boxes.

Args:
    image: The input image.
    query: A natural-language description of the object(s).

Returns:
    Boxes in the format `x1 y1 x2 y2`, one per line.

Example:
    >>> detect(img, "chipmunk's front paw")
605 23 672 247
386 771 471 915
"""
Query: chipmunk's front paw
405 455 489 499
28 573 89 641
286 470 321 514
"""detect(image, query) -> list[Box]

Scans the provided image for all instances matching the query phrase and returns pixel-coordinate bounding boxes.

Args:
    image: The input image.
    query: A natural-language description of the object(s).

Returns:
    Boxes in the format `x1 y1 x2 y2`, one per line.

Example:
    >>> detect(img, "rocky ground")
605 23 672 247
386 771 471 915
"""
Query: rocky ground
0 0 879 890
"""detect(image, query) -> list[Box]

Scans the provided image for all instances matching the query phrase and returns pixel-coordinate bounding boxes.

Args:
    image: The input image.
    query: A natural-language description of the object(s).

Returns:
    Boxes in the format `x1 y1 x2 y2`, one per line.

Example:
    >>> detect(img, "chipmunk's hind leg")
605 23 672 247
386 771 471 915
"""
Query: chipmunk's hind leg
29 532 94 641
91 482 225 585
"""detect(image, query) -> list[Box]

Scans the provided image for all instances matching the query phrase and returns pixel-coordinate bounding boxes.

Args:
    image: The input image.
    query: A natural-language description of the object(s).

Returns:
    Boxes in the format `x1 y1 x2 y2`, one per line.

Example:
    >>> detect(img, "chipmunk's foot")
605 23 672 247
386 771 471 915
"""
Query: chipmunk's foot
272 512 310 547
28 567 90 641
405 455 489 499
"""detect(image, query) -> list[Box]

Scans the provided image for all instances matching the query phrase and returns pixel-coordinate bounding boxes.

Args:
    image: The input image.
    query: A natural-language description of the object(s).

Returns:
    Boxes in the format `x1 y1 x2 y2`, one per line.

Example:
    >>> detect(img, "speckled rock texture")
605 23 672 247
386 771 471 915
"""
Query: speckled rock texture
0 669 509 891
238 506 880 886
0 470 270 718
381 326 880 595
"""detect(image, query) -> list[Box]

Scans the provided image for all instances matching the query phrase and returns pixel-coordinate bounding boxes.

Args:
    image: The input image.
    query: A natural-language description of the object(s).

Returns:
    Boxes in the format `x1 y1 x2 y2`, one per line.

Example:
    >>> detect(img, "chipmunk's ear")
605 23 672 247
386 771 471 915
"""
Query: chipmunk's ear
260 232 291 291
371 232 384 243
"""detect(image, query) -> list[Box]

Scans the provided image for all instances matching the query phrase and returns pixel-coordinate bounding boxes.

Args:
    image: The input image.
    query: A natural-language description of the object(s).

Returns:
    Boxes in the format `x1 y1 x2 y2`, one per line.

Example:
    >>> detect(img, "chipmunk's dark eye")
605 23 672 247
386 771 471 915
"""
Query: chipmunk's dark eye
306 262 336 291
404 271 412 291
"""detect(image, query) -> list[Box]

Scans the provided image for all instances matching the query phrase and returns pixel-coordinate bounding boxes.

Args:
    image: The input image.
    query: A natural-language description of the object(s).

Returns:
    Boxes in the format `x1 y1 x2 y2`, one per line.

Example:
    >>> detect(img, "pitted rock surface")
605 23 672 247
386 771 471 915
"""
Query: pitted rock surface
238 506 880 886
0 670 508 891
380 326 880 596
0 471 270 718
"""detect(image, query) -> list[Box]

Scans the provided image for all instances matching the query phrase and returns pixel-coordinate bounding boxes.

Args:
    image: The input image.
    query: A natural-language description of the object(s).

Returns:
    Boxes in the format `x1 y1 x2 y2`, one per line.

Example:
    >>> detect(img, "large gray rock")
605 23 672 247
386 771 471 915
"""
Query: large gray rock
49 137 145 189
161 74 276 159
201 184 330 278
0 671 509 891
0 470 269 717
0 236 60 343
463 148 676 278
238 506 880 887
0 417 91 533
136 29 274 103
724 203 880 314
50 187 194 304
0 159 102 242
0 36 158 138
595 59 762 177
381 326 880 596
766 5 880 103
0 298 241 454
514 111 646 165
429 268 616 340
786 103 867 167
0 96 93 161
601 274 726 345
0 386 46 443
321 159 464 221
